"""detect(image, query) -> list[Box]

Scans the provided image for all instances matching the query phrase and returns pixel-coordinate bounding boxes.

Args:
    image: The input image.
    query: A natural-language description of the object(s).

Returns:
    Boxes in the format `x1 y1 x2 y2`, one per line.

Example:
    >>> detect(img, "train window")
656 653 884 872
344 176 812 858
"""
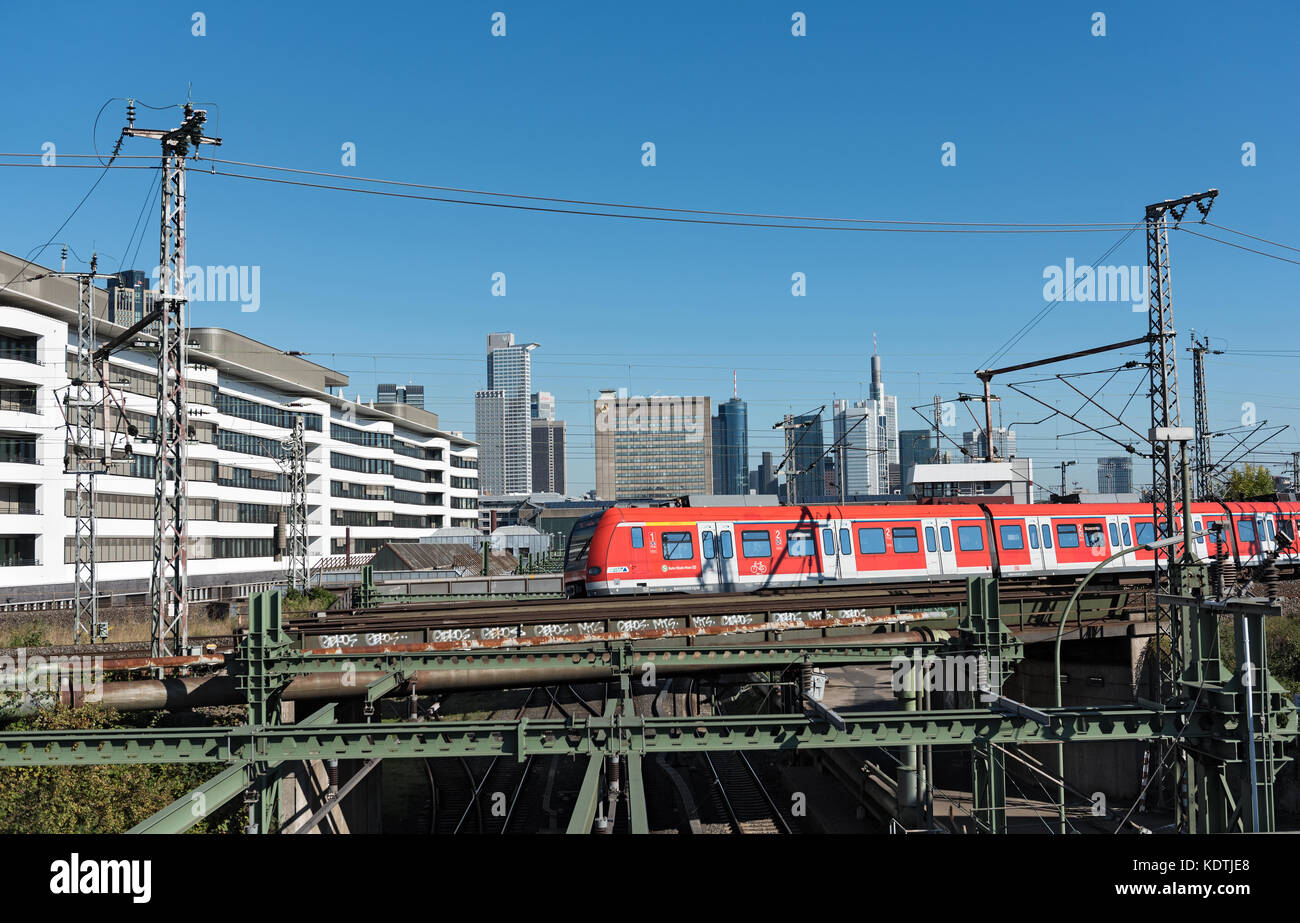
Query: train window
720 531 734 559
1122 522 1132 545
839 528 851 554
857 528 886 554
1056 524 1080 548
957 525 984 551
999 525 1024 550
924 526 937 552
893 527 920 554
1084 524 1105 548
1238 519 1256 542
661 532 694 561
1266 519 1275 540
1109 523 1120 546
822 529 835 555
1134 522 1154 545
787 531 816 557
1193 520 1204 544
741 530 771 558
1028 524 1039 549
702 531 715 560
630 527 644 549
1041 525 1052 549
940 526 952 552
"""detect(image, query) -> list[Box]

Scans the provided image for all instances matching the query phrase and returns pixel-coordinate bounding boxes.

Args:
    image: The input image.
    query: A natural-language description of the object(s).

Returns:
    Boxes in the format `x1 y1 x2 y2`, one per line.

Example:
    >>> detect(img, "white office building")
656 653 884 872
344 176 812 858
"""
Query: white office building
475 332 537 496
0 249 478 603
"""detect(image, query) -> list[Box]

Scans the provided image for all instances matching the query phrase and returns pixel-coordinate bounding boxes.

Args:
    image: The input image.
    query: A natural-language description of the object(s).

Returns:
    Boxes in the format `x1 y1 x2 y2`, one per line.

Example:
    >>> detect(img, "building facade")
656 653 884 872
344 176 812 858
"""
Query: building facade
1096 456 1134 494
963 426 1017 461
593 390 712 500
711 397 748 496
0 249 478 601
474 332 536 496
377 383 425 410
530 418 566 494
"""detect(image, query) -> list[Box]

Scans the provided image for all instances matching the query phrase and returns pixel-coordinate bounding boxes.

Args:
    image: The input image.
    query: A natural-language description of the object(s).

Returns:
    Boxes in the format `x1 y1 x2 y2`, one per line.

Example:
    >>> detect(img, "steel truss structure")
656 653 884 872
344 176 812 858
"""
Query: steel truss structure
122 103 221 657
0 576 1290 835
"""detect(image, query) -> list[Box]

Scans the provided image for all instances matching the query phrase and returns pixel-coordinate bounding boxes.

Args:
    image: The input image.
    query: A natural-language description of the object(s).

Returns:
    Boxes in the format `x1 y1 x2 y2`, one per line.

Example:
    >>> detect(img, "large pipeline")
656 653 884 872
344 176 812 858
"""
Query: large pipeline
83 629 946 712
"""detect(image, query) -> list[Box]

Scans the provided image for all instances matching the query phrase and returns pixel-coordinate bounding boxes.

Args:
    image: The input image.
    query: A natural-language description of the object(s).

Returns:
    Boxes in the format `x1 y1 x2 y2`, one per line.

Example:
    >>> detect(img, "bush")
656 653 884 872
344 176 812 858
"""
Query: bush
5 623 48 648
0 705 242 833
282 585 336 612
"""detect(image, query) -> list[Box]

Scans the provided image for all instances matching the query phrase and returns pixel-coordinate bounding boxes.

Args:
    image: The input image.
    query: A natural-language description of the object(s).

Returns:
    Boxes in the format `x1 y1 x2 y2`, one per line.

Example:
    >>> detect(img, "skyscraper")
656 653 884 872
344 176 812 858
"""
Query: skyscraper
963 426 1017 461
1096 456 1133 494
531 418 567 494
784 412 826 504
377 383 425 409
833 399 882 495
711 396 748 495
594 391 713 499
899 429 935 487
474 332 537 495
531 391 556 421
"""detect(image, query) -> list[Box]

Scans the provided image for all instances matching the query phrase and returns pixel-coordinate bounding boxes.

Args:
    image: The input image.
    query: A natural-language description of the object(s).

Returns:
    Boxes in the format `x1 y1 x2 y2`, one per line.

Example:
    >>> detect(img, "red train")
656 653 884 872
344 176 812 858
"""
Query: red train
562 500 1300 596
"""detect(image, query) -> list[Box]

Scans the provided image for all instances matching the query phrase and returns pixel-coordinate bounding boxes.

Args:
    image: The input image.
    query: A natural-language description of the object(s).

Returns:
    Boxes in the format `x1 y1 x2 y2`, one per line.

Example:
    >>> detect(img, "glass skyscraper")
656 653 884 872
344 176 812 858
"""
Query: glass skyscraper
711 397 748 495
475 332 537 495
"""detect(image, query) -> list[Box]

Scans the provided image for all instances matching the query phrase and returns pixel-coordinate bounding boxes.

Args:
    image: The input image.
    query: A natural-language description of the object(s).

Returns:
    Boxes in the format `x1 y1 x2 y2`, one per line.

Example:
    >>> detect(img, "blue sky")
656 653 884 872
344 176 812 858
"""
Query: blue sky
2 0 1297 494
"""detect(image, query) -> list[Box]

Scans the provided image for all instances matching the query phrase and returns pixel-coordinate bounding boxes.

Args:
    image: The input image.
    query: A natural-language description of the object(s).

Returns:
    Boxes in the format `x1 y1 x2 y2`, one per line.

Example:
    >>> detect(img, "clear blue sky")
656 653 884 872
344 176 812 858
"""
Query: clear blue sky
3 0 1297 495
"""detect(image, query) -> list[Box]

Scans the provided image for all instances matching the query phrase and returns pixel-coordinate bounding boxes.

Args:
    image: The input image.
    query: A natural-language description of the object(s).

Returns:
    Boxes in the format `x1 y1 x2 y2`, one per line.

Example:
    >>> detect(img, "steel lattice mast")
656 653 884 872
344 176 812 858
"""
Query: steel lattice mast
282 416 311 593
1188 331 1221 501
122 103 221 656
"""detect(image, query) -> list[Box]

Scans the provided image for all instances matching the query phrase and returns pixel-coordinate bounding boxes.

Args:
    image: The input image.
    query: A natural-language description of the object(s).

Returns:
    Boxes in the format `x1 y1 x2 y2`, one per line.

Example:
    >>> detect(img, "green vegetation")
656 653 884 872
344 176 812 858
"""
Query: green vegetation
4 623 48 648
1217 615 1300 696
282 585 336 612
1222 463 1277 500
0 705 242 833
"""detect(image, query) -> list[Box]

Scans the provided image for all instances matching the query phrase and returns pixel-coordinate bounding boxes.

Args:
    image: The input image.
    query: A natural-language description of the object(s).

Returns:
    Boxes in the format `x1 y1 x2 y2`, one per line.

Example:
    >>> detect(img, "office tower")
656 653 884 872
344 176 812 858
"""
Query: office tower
1096 456 1133 494
531 418 567 494
594 390 712 499
711 396 749 495
531 391 556 421
474 332 537 495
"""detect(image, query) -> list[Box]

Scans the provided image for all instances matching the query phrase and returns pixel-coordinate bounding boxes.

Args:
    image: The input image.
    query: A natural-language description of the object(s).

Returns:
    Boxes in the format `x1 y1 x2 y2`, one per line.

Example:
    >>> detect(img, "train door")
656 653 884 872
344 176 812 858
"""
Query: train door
697 522 739 592
819 522 850 581
929 517 958 576
950 516 992 575
1235 512 1263 564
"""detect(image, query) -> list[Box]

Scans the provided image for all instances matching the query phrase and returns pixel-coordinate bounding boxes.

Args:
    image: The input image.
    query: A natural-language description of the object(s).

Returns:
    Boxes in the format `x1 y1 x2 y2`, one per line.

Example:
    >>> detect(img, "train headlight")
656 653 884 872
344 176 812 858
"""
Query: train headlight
588 566 602 576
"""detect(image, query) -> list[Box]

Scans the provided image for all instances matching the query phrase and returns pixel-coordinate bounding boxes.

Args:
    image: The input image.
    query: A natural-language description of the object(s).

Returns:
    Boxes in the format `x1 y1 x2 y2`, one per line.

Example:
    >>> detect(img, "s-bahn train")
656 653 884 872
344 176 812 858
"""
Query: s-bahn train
561 500 1300 597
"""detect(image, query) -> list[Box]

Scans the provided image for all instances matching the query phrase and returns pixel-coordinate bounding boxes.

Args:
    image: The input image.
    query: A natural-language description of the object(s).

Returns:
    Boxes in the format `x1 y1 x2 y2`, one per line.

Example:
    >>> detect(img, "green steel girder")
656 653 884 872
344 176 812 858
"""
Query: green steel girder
566 753 604 834
126 703 339 835
0 704 1292 767
270 640 949 681
626 752 649 834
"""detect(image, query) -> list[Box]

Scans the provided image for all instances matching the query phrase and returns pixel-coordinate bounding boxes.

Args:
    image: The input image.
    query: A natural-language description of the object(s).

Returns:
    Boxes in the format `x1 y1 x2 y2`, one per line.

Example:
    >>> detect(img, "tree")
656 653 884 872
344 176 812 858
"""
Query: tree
1221 463 1276 500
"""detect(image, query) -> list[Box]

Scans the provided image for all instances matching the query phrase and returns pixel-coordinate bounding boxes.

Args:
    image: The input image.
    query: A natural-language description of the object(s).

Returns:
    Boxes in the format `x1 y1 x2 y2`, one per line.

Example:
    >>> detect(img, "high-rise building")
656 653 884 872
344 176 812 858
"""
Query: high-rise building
783 412 826 504
963 426 1017 461
833 400 882 495
531 418 567 494
867 337 900 490
105 270 155 328
594 390 712 499
1096 456 1133 494
377 383 425 410
711 397 748 495
531 391 556 421
899 429 935 486
475 332 537 495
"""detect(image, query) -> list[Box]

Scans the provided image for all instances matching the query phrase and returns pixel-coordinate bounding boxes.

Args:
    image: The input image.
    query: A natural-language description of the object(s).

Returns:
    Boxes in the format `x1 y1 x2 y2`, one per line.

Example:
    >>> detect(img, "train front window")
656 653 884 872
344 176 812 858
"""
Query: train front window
631 527 643 549
662 532 694 561
565 523 597 570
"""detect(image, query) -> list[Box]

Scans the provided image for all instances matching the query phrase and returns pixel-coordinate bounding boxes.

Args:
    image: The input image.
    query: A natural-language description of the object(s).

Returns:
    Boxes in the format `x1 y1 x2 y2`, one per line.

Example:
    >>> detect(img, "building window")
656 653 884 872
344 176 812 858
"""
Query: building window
661 531 694 561
741 530 771 558
0 333 38 364
0 435 37 465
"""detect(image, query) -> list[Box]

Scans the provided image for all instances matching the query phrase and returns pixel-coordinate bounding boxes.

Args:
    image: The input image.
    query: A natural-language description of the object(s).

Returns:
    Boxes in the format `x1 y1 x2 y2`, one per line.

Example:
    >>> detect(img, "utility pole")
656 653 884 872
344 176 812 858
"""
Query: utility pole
1292 452 1299 494
1188 331 1222 501
280 416 310 593
931 395 944 463
122 101 222 657
1144 188 1217 831
1056 460 1075 498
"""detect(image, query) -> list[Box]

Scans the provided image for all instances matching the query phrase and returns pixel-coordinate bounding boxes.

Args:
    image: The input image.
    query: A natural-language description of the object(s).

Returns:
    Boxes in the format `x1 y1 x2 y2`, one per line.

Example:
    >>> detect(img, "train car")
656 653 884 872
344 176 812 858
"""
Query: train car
562 498 1300 597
